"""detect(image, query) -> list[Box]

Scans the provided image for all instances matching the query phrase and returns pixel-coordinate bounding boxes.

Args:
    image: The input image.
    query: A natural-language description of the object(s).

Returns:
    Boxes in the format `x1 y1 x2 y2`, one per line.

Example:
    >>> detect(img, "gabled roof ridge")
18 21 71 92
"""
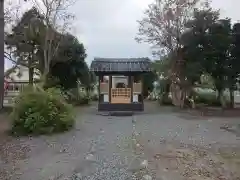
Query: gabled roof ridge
90 57 151 73
93 57 150 62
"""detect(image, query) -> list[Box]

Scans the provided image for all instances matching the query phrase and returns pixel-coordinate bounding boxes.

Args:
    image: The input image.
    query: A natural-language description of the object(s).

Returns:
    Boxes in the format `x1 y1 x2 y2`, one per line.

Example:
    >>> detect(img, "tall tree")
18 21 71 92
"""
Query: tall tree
178 9 219 104
5 7 91 90
136 0 206 57
204 19 232 105
142 70 158 98
5 7 45 84
152 58 172 97
152 57 171 78
4 0 22 80
136 0 210 107
32 0 75 78
227 22 240 107
48 33 89 89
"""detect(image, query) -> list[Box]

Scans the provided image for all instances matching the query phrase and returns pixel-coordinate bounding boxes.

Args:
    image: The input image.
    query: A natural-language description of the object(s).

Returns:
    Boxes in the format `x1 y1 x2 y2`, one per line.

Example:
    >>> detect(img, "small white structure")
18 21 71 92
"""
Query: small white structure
7 66 39 82
4 66 40 106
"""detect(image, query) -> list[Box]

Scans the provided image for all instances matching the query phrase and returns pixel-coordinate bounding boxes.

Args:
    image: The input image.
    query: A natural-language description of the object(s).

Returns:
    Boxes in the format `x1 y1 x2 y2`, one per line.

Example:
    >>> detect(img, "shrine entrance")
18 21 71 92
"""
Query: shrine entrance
90 58 151 112
111 76 130 104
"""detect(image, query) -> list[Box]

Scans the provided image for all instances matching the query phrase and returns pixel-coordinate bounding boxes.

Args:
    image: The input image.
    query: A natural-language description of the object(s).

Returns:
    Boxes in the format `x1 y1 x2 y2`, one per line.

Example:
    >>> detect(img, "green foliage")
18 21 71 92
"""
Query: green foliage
142 70 158 98
157 78 171 94
91 93 99 101
193 90 221 106
181 10 239 107
158 92 173 105
227 22 240 107
198 74 215 89
192 88 230 106
204 19 232 94
65 88 90 105
5 7 92 90
45 87 68 102
11 87 75 135
5 7 45 84
42 75 62 89
229 23 240 84
49 34 93 89
180 9 220 86
137 4 240 108
157 88 229 107
151 58 171 77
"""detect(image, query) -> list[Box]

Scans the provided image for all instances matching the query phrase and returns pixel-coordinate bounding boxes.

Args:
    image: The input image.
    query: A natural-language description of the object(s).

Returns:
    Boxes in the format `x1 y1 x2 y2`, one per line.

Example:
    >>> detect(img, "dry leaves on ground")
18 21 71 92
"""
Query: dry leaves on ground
153 146 240 180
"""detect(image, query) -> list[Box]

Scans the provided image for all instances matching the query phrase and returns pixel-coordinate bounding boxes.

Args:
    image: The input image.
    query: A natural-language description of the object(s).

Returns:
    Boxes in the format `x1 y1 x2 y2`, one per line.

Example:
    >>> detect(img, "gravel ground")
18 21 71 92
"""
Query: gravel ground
132 105 240 180
0 102 240 180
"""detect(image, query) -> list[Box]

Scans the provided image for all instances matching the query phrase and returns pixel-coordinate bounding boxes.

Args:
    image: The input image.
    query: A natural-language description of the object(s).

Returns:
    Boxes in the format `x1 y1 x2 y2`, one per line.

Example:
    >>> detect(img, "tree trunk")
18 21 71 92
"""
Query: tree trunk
28 67 34 85
217 89 221 102
170 83 184 107
217 89 226 108
189 88 196 109
171 83 180 106
229 88 234 108
41 71 49 88
179 87 189 109
28 54 34 85
0 0 4 109
170 82 189 108
216 87 222 105
179 90 185 108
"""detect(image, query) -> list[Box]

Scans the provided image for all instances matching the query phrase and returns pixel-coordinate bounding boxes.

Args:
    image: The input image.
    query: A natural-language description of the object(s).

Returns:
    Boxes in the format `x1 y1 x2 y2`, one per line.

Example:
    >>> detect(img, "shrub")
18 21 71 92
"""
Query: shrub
42 75 62 89
147 92 158 101
158 92 173 105
11 87 75 135
78 90 90 105
66 88 90 105
194 91 221 106
91 93 99 101
193 88 232 107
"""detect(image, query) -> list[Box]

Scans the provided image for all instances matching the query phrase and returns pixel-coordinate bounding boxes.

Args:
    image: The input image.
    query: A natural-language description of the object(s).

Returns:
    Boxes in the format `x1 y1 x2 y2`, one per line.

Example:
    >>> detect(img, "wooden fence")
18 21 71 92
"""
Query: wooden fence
4 82 29 107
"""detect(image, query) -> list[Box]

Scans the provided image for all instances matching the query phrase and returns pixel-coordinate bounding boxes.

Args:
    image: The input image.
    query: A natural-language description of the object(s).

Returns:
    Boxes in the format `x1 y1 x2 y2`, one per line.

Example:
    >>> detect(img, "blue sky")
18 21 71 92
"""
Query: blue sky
5 0 240 70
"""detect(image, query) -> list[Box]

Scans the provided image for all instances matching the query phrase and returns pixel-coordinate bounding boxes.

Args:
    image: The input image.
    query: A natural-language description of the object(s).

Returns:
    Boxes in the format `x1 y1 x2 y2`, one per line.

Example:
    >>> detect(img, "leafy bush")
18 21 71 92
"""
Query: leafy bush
78 90 90 105
46 87 68 101
42 75 62 89
147 91 159 101
158 92 173 105
66 88 90 105
91 93 98 101
11 87 75 135
194 92 221 106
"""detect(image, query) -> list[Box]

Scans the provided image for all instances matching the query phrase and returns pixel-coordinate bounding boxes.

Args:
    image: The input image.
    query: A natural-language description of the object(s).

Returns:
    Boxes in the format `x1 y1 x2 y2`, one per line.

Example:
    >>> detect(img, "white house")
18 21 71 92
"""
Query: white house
4 66 40 106
7 66 40 82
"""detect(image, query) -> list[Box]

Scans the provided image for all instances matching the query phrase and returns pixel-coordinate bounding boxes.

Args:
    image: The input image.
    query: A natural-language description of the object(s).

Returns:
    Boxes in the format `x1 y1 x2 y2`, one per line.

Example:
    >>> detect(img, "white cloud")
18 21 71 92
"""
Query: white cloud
4 0 240 69
73 0 240 65
211 0 240 22
72 0 153 64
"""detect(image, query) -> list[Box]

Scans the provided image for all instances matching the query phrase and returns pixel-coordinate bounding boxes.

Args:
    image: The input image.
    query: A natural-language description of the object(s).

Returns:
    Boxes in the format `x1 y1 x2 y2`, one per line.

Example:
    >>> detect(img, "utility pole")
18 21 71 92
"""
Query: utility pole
0 0 4 109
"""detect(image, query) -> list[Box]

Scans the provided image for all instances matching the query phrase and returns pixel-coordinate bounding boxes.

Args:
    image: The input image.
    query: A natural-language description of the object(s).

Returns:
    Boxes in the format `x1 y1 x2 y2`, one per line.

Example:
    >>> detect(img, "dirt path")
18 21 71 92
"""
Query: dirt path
0 102 240 180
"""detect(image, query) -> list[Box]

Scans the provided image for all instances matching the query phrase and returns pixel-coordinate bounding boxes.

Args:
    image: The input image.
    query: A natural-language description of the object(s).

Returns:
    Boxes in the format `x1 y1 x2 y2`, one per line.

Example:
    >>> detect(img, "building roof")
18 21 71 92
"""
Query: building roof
90 58 151 73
